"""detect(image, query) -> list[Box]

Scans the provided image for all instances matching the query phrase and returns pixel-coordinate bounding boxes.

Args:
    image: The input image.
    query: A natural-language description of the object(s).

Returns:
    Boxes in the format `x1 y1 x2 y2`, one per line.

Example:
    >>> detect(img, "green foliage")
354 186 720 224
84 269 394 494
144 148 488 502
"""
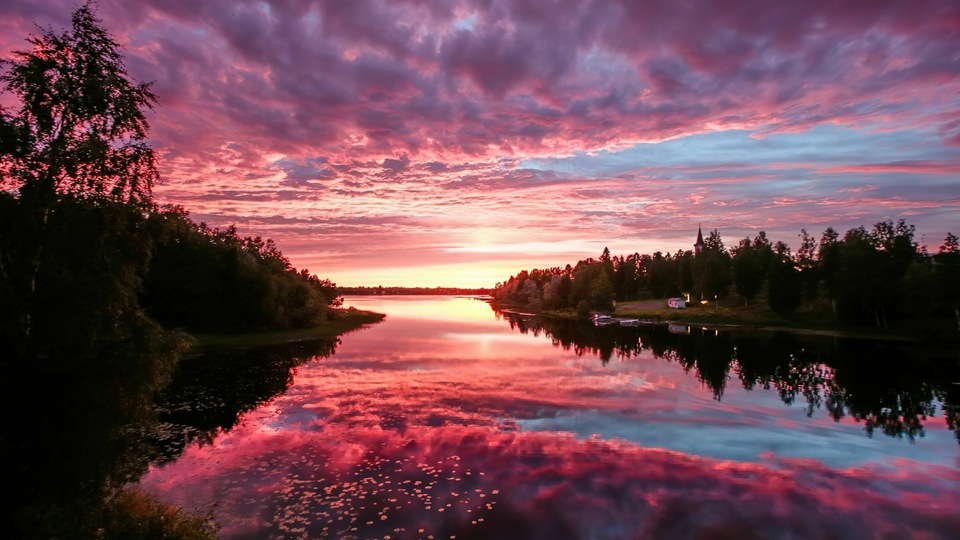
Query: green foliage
0 3 157 203
936 233 960 312
752 231 775 275
897 263 938 320
100 489 217 539
676 250 695 294
0 194 191 538
142 206 341 332
494 251 616 314
1 195 186 387
494 221 957 335
649 252 679 298
0 6 188 535
826 222 920 326
613 253 640 301
693 229 731 301
543 273 573 310
569 262 613 311
731 237 763 303
0 1 164 357
767 253 802 316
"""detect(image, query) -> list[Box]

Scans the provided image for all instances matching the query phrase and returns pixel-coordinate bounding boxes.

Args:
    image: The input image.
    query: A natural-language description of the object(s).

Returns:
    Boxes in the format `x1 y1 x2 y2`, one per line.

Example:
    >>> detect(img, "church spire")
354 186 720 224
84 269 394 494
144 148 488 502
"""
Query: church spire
694 224 705 254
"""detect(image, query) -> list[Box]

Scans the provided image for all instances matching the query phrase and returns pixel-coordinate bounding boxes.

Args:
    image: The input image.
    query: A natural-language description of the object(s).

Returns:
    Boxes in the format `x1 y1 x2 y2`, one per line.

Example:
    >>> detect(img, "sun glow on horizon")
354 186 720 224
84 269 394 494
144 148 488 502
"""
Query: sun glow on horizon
324 262 518 289
6 1 956 287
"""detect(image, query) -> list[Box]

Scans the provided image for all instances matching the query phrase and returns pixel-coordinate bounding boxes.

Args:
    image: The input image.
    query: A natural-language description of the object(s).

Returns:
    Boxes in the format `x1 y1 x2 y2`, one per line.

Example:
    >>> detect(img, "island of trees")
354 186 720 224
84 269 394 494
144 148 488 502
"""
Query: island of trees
494 225 960 340
0 6 372 537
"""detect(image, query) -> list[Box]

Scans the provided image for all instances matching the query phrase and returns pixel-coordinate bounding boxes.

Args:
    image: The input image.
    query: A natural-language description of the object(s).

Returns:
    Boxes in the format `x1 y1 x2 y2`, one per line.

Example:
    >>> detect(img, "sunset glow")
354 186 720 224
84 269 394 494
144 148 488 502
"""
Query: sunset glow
3 1 958 286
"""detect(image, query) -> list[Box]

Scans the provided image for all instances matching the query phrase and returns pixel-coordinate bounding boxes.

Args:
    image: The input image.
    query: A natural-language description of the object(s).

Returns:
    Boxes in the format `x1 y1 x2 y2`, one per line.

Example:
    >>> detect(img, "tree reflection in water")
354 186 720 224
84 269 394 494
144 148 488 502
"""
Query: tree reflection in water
135 298 959 539
151 337 343 462
1 335 342 536
497 310 960 444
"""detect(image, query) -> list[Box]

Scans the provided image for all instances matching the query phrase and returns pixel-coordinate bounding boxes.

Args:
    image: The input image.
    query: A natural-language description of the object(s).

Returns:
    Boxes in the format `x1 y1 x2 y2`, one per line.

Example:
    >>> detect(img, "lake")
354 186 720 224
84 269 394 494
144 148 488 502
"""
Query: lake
141 295 960 539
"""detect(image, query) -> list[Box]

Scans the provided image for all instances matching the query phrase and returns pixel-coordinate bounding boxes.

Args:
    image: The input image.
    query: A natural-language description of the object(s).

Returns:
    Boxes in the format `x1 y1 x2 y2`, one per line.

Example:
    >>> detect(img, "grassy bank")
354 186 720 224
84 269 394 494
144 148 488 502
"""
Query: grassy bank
188 308 385 351
614 300 960 341
614 302 862 337
615 300 787 327
496 299 958 342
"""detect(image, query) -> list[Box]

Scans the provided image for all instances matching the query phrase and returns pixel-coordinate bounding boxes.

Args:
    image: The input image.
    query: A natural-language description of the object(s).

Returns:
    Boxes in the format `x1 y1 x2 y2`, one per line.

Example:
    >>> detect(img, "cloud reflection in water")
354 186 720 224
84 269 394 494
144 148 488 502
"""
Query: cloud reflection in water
141 297 959 539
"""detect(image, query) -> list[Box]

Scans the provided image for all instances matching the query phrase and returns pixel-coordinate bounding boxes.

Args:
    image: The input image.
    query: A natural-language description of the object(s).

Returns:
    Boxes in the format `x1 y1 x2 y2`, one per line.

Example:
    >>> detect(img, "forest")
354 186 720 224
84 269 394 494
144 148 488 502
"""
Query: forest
0 6 342 537
494 224 960 337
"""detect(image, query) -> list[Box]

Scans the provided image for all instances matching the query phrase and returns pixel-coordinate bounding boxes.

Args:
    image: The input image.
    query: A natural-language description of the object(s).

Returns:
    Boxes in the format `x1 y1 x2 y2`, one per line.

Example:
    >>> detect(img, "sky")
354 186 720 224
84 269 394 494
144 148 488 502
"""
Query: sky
2 0 959 287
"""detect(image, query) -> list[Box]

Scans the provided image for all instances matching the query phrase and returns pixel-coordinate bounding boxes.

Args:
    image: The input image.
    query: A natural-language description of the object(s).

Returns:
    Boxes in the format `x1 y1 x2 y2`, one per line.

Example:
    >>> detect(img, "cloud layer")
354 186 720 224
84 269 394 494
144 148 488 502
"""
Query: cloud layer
2 0 959 285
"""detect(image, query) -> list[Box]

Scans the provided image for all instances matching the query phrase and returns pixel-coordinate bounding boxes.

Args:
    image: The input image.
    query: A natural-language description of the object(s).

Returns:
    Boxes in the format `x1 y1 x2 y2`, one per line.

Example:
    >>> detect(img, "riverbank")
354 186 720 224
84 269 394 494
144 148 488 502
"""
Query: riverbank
613 301 890 340
495 299 959 343
188 308 386 351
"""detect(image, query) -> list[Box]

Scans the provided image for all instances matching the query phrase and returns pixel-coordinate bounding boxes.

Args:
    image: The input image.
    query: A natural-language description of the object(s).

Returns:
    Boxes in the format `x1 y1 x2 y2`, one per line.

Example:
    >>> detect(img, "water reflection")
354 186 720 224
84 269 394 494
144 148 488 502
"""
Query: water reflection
4 372 155 534
141 296 960 539
500 311 960 444
152 337 342 461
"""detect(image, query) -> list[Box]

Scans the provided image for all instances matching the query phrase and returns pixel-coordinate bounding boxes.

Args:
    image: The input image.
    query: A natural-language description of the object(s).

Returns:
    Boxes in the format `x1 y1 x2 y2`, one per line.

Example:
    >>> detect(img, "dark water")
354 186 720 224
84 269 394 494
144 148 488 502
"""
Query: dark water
141 296 960 539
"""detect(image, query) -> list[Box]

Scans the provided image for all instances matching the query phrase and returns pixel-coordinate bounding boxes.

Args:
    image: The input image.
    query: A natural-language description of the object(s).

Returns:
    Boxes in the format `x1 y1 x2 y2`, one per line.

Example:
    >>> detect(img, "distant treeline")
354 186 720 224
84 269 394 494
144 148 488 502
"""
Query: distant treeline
494 221 960 335
341 286 493 296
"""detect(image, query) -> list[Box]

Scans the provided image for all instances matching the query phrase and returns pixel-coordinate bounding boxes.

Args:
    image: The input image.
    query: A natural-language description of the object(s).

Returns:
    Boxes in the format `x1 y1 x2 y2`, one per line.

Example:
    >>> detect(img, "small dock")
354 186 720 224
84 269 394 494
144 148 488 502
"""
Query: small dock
592 314 641 327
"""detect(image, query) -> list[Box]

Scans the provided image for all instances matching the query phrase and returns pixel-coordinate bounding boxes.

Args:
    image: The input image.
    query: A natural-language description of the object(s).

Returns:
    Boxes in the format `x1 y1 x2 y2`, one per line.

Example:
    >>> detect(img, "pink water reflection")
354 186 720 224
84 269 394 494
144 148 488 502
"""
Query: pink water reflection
142 296 960 539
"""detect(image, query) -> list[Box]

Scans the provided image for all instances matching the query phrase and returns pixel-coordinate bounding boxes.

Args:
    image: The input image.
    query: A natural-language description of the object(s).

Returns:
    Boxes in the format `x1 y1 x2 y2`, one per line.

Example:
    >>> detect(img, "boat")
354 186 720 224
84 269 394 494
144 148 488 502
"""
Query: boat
592 314 616 326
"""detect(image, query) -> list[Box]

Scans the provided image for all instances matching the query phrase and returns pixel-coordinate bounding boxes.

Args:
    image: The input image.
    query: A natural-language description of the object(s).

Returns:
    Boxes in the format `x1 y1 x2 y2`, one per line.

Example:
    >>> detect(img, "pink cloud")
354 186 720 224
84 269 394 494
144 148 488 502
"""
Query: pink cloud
3 0 959 285
7 0 959 164
823 160 960 174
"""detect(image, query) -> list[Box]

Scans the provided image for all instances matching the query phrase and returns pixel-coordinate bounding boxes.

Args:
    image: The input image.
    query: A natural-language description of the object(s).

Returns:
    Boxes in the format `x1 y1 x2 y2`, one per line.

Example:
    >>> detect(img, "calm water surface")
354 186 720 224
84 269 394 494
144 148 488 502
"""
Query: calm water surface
141 296 960 539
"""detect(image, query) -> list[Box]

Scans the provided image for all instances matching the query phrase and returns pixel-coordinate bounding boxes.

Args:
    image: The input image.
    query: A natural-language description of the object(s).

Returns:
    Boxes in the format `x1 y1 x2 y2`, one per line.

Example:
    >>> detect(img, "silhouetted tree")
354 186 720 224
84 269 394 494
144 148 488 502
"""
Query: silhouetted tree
832 227 888 325
614 254 640 301
648 251 677 298
898 262 938 322
694 229 731 301
1 4 160 348
0 6 192 535
677 250 695 296
731 237 763 304
570 259 615 312
753 231 775 276
936 233 960 326
494 221 955 334
0 5 158 203
767 242 802 316
818 227 841 311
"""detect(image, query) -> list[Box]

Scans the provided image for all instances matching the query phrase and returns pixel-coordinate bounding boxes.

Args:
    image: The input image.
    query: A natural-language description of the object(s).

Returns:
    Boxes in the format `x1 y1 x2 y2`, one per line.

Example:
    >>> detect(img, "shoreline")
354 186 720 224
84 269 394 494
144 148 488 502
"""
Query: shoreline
493 301 958 343
187 308 386 351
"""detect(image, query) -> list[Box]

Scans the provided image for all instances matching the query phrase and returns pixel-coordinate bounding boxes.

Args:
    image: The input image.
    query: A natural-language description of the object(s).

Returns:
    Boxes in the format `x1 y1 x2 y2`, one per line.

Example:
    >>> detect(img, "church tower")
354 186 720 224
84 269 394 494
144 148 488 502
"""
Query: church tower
694 224 705 254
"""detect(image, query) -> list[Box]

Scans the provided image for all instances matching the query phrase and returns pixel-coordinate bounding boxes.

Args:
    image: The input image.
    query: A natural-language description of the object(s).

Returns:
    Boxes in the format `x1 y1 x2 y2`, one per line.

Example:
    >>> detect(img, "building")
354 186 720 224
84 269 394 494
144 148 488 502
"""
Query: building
694 224 705 254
